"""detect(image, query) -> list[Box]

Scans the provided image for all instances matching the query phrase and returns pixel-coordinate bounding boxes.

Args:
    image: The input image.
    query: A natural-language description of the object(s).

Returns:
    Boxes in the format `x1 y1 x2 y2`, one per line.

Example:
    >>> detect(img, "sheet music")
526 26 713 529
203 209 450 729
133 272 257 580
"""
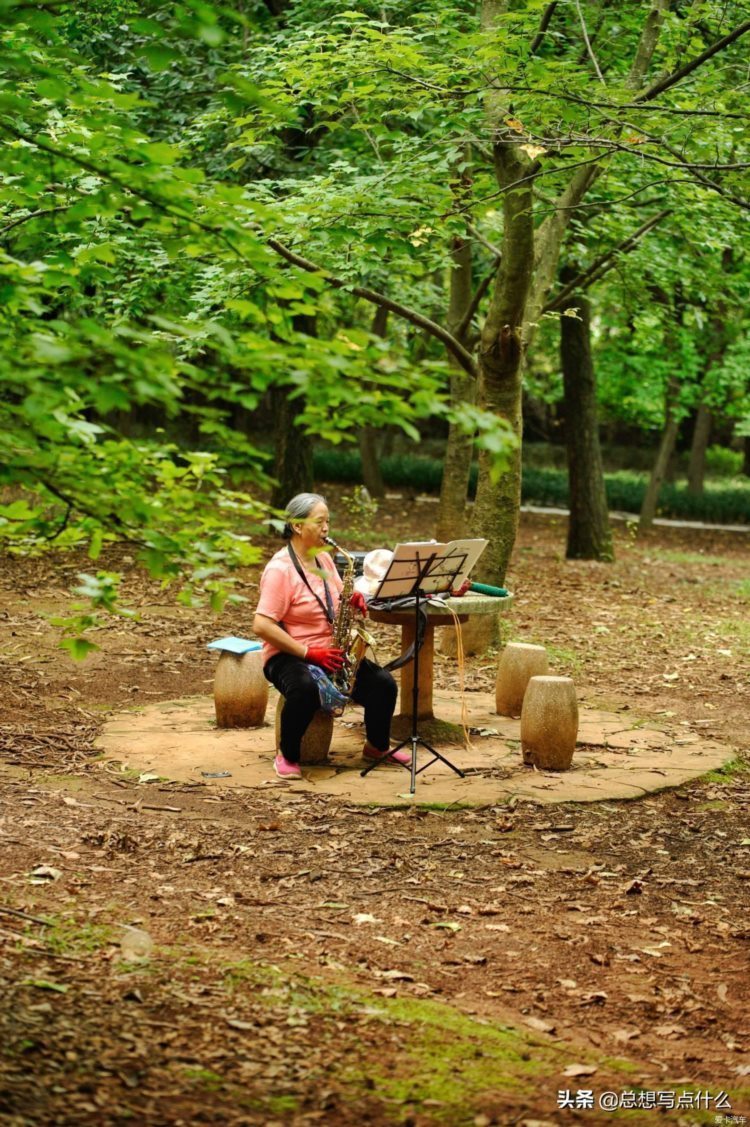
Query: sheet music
374 538 488 599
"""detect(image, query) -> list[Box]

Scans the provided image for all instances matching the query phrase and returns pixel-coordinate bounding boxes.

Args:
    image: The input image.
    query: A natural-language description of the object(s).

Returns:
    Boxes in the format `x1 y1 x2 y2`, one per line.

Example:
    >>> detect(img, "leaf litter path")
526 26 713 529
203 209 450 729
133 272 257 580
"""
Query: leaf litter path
0 507 749 1125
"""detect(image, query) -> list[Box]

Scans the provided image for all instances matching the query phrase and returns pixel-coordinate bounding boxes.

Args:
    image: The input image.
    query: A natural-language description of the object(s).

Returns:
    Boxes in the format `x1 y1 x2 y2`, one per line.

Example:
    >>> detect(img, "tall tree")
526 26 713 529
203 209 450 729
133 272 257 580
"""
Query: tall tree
559 270 613 560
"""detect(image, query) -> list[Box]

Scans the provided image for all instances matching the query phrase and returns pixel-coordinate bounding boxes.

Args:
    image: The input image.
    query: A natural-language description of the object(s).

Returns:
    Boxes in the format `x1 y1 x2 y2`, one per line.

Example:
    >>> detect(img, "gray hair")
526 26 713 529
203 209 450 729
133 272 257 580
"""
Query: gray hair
282 492 327 539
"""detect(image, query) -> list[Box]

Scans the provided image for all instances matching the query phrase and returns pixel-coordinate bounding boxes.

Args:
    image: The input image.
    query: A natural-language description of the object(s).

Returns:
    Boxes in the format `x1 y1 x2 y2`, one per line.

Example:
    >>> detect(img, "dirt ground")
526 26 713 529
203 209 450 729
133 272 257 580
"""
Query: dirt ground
0 491 749 1127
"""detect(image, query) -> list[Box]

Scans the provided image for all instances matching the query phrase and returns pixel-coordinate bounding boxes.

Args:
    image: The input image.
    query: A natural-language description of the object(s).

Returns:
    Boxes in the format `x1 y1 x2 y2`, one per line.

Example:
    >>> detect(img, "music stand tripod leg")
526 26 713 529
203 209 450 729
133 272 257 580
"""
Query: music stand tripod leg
360 583 465 795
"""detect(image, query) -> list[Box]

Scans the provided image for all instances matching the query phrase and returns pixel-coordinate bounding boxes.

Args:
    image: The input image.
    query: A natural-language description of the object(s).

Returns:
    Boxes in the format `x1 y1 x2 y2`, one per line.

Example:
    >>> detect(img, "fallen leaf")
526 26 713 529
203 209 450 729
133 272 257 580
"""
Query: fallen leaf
119 926 154 962
373 969 414 982
21 979 68 994
563 1064 598 1078
352 913 380 926
653 1024 687 1039
522 1016 556 1034
28 865 62 882
580 991 607 1006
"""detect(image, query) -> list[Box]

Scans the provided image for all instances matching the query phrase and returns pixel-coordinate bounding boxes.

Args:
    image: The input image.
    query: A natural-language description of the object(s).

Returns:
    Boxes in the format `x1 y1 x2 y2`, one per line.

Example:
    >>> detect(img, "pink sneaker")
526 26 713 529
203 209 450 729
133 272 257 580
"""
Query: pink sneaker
363 744 411 767
274 754 302 780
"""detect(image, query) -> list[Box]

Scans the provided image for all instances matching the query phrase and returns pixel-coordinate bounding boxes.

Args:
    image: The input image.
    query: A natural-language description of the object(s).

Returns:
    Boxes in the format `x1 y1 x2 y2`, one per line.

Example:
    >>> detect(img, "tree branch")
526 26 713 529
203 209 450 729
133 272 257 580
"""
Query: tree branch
617 124 750 212
529 2 558 55
636 18 750 103
266 238 478 378
574 0 606 84
494 85 750 120
467 223 502 259
455 262 499 341
0 123 247 262
628 0 670 90
542 208 671 313
0 205 69 238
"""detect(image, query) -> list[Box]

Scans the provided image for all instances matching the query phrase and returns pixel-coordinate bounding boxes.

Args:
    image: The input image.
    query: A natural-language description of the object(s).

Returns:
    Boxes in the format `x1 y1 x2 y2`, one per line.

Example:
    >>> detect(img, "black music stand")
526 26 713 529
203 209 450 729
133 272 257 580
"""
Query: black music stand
360 544 472 795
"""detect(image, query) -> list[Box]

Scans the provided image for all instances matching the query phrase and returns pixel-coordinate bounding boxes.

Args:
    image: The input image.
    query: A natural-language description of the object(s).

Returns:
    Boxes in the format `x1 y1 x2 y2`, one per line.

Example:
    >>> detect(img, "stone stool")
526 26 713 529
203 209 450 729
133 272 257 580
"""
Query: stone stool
274 697 333 765
520 675 578 771
214 650 268 728
495 642 549 717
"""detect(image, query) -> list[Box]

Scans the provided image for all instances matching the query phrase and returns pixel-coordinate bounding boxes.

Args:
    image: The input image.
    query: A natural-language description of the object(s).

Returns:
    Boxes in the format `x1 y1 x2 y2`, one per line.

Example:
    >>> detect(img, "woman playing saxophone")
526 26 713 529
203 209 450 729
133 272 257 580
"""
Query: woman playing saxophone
253 493 406 780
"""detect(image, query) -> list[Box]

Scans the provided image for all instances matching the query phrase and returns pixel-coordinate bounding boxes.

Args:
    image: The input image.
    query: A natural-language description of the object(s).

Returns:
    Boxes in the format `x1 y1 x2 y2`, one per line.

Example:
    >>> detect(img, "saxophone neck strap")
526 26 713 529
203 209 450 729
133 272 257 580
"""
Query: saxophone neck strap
287 543 335 625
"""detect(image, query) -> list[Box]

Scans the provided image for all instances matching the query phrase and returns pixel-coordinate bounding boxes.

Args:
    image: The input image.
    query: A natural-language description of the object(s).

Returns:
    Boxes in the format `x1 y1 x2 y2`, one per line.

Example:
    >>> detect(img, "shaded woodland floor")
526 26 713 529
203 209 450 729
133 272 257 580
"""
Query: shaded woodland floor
0 496 748 1126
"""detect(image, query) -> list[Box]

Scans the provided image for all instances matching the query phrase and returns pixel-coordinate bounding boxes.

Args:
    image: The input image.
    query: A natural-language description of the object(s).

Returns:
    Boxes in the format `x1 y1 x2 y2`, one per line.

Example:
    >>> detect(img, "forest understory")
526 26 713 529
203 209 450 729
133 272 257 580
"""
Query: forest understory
0 500 748 1127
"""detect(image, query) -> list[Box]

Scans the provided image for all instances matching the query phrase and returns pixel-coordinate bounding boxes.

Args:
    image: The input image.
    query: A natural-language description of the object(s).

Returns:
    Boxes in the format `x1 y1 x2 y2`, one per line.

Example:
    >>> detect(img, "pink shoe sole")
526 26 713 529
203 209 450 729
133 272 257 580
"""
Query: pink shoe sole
274 755 302 779
363 747 411 767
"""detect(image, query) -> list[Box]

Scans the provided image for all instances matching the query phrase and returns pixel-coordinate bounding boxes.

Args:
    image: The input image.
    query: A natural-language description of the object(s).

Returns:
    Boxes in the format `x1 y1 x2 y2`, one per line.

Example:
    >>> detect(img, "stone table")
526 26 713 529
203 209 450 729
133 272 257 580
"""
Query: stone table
369 592 513 738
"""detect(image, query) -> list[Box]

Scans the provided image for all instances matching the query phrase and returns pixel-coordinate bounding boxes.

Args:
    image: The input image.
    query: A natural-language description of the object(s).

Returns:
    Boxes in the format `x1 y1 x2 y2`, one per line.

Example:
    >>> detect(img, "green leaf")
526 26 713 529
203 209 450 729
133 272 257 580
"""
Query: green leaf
139 44 180 71
60 638 99 661
88 528 104 561
21 980 69 994
139 142 182 166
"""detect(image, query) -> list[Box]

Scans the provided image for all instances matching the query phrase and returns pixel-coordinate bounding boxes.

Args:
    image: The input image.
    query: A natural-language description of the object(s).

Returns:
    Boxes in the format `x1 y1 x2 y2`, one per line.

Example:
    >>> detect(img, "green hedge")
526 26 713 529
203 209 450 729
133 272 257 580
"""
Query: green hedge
313 451 750 525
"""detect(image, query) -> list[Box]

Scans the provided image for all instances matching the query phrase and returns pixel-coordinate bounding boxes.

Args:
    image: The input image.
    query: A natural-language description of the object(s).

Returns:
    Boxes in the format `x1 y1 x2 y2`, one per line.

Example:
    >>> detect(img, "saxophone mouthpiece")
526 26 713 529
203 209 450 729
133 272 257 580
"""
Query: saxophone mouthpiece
324 536 339 550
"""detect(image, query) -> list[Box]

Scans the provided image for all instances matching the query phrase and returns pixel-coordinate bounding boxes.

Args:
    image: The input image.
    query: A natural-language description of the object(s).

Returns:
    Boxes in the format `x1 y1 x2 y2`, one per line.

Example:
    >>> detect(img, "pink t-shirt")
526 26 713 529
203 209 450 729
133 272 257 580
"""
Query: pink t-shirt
256 547 344 662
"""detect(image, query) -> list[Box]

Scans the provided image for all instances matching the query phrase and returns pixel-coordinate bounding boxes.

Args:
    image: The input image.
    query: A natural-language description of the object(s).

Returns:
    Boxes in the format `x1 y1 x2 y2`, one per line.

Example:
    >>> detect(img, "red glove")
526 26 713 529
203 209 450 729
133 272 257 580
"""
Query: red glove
349 591 368 617
451 579 472 597
306 645 345 673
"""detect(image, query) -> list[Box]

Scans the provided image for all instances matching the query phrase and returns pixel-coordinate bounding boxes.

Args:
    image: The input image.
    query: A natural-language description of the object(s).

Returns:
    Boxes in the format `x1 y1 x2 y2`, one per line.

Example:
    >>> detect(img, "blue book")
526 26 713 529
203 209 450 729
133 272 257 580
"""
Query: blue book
206 637 263 655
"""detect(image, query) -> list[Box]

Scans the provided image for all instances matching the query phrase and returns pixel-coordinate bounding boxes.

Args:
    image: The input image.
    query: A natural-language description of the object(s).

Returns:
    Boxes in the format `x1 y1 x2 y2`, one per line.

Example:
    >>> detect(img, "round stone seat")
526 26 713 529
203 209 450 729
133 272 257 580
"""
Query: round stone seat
274 696 333 765
495 642 549 718
521 675 578 771
214 650 268 728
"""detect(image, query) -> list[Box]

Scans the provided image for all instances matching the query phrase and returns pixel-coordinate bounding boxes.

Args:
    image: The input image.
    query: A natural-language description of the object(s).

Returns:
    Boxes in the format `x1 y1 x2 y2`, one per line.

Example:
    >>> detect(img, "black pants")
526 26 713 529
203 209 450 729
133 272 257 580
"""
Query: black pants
264 654 397 764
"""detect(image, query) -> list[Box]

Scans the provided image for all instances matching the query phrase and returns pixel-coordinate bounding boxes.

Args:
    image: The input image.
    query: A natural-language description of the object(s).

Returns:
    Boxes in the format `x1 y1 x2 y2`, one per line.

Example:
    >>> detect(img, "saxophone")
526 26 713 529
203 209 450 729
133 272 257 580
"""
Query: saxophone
324 536 373 696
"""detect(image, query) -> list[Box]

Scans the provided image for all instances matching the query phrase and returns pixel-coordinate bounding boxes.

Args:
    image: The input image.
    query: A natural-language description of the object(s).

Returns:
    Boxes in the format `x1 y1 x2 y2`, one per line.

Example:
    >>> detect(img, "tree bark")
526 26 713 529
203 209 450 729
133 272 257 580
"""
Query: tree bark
437 233 475 541
269 313 316 509
269 385 314 509
358 305 387 498
358 428 385 499
687 402 712 495
743 435 750 478
639 380 680 530
472 152 534 584
560 278 613 560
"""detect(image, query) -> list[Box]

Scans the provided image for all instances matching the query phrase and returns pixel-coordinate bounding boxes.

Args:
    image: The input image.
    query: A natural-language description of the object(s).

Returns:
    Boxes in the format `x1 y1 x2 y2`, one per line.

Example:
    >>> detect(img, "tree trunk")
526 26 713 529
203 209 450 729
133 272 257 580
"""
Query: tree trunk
357 306 387 498
359 427 385 498
687 402 712 495
269 313 316 509
560 280 613 560
269 386 314 509
743 435 750 478
437 234 475 542
472 154 534 584
639 381 680 530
